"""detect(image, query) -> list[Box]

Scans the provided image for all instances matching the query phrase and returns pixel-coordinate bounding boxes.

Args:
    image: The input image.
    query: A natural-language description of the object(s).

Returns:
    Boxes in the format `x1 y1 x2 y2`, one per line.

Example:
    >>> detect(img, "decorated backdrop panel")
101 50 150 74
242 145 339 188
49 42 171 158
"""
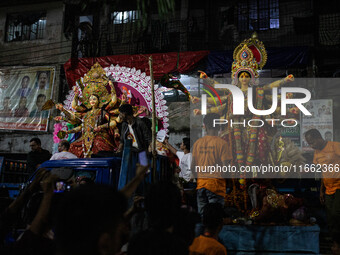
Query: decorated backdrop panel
105 65 169 130
64 51 209 89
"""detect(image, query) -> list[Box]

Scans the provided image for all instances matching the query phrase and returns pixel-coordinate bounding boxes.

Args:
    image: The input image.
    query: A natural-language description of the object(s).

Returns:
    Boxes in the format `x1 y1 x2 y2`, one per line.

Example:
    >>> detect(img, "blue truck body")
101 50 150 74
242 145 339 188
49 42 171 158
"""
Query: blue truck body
38 157 122 186
1 157 122 198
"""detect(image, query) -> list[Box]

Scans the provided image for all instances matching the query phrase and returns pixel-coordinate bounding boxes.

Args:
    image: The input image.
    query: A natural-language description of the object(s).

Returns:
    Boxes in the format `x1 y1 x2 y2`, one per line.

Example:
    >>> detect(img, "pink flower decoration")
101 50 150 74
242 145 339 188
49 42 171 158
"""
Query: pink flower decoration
53 123 64 143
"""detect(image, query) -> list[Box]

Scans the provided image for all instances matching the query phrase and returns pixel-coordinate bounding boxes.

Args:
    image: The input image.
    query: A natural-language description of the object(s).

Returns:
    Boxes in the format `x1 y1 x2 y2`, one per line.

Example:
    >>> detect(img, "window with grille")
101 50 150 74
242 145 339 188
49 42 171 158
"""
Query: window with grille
5 12 46 42
238 0 279 31
111 10 139 24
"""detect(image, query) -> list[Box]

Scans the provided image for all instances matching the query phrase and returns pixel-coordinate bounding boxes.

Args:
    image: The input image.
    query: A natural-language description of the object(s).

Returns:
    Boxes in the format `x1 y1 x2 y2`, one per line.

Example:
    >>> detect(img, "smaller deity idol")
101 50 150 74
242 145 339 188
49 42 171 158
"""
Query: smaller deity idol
193 33 295 170
191 33 301 213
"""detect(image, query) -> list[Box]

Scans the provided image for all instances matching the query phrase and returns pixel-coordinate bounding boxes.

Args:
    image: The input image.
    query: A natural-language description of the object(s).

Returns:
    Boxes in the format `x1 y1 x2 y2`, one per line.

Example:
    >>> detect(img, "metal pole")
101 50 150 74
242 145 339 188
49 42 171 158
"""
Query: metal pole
149 56 157 183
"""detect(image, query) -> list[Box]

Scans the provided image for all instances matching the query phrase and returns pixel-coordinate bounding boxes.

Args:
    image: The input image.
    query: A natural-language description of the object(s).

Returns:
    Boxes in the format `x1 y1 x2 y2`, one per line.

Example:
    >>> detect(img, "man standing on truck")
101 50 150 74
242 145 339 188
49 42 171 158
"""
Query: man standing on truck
117 104 151 189
27 137 51 173
305 128 340 238
50 140 77 160
117 104 152 155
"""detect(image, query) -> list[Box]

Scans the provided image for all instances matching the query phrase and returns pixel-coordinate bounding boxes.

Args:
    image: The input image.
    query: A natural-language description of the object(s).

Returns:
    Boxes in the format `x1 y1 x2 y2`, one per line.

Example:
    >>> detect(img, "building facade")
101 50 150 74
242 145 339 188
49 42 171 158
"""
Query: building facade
0 0 340 153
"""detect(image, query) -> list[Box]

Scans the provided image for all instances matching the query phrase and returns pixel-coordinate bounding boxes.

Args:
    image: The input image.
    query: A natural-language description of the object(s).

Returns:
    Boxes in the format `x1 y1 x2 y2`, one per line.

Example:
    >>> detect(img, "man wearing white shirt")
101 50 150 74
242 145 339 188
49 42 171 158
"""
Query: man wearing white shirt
50 140 78 160
165 137 194 188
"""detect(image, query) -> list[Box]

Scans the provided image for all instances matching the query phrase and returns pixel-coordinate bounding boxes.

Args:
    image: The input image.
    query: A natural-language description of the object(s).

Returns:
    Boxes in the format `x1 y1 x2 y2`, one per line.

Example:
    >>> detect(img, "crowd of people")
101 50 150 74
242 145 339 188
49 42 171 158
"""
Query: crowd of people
1 109 340 255
0 152 225 255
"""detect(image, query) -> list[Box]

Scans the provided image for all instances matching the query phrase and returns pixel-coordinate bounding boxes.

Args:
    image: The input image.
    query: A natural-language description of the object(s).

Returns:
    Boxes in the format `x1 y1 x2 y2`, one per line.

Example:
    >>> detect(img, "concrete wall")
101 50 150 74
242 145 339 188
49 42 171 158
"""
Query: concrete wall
0 133 52 153
186 0 316 51
0 1 72 153
252 0 315 47
167 131 190 151
0 1 71 65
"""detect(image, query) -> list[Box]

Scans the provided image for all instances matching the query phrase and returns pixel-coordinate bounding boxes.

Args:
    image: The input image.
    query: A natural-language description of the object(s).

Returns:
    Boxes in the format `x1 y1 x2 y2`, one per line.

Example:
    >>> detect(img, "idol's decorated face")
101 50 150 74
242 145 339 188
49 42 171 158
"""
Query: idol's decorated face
238 72 251 87
89 94 99 108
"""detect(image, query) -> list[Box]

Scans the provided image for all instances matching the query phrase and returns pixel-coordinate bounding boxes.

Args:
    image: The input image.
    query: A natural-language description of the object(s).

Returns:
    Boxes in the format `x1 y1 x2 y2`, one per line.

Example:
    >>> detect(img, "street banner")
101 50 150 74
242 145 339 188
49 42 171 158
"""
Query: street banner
301 99 333 152
0 66 55 131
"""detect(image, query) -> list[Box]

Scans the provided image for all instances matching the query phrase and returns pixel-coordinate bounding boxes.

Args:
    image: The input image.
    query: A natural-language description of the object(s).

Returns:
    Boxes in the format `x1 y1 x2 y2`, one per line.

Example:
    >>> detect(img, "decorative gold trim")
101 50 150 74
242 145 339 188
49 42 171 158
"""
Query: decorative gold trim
81 63 111 109
231 33 268 85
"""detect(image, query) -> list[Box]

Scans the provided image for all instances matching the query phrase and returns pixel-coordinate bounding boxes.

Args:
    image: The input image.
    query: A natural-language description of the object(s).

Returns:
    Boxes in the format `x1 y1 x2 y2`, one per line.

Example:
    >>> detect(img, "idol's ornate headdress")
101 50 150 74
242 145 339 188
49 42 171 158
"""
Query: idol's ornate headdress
231 32 268 86
81 63 111 108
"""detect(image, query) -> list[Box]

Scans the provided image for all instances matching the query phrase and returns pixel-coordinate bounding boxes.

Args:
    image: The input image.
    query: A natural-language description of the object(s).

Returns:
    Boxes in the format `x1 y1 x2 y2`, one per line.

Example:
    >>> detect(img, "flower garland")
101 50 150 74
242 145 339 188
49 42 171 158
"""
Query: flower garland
53 123 63 143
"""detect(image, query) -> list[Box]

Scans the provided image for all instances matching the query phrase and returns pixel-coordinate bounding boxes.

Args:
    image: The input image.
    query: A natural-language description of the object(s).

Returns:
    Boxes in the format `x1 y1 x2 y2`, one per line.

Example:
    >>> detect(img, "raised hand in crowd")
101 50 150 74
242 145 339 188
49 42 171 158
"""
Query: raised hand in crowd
121 164 149 198
29 173 58 235
125 196 145 220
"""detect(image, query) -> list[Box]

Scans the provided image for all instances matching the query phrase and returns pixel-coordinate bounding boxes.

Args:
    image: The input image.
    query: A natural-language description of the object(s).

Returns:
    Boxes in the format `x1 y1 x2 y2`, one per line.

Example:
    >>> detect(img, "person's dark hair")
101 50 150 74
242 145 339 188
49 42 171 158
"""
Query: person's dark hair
37 94 46 100
119 104 133 116
140 117 152 130
60 140 70 150
22 75 30 82
145 181 181 230
76 177 94 185
173 208 200 248
203 113 220 130
55 184 127 255
4 96 10 100
305 129 323 139
202 203 225 230
38 71 49 79
30 137 41 146
182 137 190 151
